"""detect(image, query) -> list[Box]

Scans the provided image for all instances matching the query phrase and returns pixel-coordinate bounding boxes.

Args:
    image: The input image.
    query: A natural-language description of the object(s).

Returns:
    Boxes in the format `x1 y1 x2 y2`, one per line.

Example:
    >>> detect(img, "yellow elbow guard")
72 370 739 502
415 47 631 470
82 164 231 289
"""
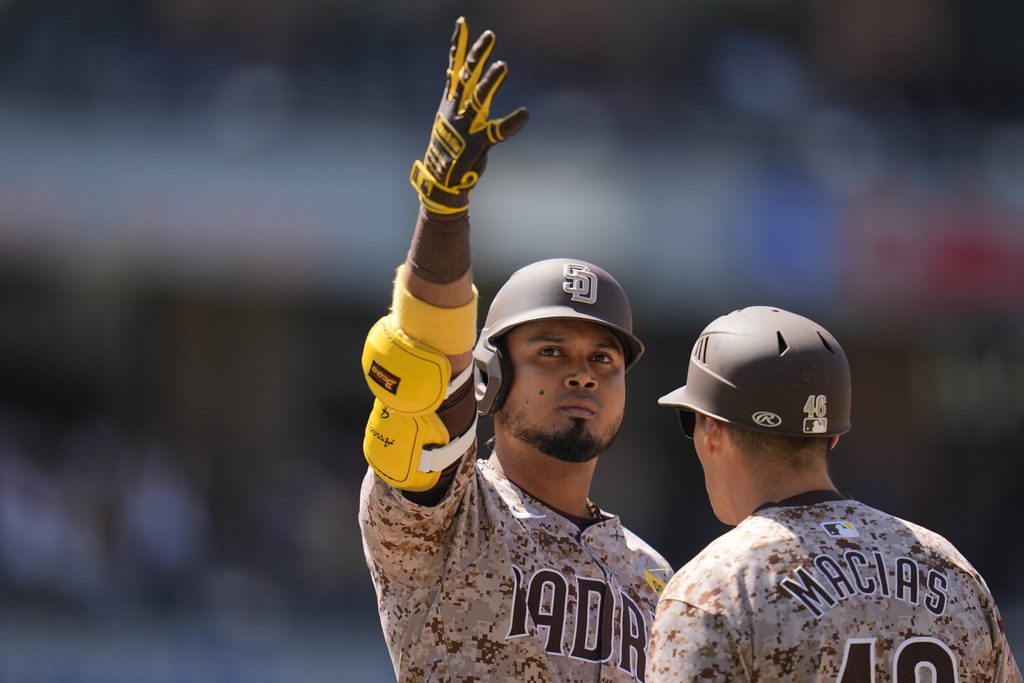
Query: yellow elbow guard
361 271 479 491
364 400 449 491
362 315 451 415
362 365 479 492
362 314 479 491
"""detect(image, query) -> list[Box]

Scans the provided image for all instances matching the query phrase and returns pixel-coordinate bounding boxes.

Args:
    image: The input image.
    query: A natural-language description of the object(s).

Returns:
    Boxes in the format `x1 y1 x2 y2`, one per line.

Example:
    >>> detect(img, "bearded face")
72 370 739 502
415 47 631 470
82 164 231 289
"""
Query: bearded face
494 319 627 463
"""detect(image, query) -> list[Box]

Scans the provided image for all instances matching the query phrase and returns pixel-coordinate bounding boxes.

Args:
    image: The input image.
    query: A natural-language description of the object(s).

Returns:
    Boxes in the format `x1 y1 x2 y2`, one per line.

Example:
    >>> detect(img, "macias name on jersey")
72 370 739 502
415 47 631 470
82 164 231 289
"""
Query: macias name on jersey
781 550 949 618
507 564 652 681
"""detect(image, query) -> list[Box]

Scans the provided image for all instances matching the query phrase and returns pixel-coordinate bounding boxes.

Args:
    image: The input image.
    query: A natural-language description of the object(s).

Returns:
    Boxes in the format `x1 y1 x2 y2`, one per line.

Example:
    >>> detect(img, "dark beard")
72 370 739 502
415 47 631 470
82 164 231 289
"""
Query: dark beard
500 402 620 464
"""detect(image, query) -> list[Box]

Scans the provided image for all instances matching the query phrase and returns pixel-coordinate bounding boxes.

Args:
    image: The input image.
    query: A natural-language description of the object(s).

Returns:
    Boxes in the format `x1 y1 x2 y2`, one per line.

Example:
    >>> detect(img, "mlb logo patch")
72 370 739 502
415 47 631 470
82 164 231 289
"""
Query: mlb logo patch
803 417 828 433
821 521 858 538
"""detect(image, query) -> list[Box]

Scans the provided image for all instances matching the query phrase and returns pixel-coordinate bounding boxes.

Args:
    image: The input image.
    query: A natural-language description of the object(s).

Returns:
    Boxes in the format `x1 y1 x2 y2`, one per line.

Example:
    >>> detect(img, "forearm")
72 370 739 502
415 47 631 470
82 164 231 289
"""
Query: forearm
402 206 475 374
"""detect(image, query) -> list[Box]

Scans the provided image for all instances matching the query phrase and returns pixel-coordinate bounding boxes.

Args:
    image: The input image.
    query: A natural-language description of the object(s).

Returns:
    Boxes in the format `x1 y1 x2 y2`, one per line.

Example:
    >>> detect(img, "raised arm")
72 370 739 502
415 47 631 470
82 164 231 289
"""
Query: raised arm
361 17 527 493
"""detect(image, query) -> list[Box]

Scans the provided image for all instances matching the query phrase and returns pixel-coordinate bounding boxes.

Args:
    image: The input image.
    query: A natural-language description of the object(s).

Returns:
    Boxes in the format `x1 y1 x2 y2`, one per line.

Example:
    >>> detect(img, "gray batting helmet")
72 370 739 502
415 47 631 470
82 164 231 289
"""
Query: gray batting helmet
658 306 851 437
474 258 644 415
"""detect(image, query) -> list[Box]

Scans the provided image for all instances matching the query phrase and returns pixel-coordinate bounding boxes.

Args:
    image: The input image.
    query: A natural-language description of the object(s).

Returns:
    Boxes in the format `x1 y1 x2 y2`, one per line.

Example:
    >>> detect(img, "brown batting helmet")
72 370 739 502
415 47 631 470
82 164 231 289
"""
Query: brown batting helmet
659 306 851 437
474 258 644 415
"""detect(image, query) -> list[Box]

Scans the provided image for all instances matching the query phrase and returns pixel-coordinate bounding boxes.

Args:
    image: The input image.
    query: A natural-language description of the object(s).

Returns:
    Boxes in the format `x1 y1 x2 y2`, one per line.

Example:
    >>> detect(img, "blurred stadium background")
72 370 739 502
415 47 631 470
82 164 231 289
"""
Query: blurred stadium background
0 0 1022 679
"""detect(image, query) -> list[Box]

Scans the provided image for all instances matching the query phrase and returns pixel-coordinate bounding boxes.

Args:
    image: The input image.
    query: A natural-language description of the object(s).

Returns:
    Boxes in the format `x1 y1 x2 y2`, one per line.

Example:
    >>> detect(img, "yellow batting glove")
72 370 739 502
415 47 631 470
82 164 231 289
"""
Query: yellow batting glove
410 17 529 214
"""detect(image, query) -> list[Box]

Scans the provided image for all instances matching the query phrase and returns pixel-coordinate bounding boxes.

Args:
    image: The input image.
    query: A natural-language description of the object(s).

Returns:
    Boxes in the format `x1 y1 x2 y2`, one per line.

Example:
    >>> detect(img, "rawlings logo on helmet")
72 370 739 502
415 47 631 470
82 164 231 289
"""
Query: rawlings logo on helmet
562 263 598 304
752 411 782 428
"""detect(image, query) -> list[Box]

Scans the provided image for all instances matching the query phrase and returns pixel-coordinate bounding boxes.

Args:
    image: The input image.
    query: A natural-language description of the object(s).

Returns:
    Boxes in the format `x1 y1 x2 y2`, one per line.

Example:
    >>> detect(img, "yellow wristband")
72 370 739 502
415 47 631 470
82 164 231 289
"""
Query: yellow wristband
391 265 478 355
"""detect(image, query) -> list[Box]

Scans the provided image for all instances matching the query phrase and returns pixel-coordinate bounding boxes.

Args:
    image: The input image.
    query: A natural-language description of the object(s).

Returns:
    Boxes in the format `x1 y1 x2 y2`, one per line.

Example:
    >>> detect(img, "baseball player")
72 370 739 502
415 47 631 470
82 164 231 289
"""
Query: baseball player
647 306 1022 682
358 17 673 682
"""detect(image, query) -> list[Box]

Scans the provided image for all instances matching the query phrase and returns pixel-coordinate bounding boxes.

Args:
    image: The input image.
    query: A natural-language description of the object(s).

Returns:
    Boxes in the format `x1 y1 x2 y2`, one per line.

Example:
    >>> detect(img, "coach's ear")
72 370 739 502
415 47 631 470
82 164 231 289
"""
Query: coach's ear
701 416 724 455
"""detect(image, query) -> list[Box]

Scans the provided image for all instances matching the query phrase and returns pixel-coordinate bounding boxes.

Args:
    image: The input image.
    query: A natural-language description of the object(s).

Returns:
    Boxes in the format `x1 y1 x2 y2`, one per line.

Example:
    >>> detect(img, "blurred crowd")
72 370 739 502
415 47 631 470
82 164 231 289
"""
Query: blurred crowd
0 402 367 616
1 0 1021 130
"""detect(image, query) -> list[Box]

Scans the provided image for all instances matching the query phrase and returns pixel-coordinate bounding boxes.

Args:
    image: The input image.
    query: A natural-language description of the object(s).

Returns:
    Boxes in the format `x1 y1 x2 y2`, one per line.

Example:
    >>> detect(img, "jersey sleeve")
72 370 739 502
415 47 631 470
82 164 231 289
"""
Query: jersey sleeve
358 441 486 588
647 599 747 682
997 645 1023 683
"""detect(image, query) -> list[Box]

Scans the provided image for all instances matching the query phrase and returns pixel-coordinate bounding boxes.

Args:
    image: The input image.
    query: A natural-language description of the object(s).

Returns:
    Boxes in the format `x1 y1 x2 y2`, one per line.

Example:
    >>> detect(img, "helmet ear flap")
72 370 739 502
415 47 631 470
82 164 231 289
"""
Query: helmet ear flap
475 339 513 416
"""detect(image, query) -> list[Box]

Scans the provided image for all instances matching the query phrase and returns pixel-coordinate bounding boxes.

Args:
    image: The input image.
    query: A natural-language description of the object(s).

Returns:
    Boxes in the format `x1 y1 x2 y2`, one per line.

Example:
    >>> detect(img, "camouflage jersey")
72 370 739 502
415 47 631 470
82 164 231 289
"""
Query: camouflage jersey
359 441 674 683
647 493 1022 683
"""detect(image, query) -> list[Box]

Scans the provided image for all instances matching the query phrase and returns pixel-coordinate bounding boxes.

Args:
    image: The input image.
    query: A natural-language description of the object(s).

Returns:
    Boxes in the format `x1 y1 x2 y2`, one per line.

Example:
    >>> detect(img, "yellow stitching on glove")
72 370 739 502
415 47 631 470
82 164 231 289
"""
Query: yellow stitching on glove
391 265 478 355
446 19 469 102
469 65 505 134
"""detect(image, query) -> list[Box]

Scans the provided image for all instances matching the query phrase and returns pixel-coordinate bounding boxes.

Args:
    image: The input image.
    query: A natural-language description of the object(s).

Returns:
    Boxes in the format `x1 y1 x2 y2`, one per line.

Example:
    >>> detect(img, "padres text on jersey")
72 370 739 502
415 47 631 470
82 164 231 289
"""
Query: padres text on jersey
360 442 673 682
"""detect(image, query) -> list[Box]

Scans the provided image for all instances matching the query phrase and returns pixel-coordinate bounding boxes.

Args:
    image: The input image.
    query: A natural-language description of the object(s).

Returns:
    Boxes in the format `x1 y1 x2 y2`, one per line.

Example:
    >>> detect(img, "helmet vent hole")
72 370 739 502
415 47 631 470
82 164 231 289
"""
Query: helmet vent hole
776 331 789 356
693 335 709 365
817 331 835 354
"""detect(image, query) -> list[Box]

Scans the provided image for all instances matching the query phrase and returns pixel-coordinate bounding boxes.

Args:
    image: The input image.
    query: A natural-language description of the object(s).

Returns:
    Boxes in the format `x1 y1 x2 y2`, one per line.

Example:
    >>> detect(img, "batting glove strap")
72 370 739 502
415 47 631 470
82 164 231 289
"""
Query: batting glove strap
410 160 473 215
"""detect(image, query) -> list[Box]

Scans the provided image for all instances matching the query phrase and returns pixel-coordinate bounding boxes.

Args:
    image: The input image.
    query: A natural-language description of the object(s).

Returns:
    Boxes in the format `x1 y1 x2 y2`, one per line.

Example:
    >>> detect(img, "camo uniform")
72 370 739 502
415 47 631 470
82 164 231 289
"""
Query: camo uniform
646 492 1022 682
360 443 673 682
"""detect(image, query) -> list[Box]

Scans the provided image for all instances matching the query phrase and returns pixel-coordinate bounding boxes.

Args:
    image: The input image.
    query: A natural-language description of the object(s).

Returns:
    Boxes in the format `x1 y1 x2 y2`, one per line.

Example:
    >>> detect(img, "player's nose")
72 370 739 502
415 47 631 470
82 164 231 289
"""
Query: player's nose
565 366 597 390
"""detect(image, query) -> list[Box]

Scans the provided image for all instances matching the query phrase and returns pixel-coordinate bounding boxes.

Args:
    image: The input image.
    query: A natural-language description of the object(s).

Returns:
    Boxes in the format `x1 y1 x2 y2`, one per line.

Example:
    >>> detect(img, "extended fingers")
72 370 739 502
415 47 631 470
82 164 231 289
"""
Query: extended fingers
466 61 508 133
455 29 495 109
492 107 529 142
445 18 470 100
443 20 528 140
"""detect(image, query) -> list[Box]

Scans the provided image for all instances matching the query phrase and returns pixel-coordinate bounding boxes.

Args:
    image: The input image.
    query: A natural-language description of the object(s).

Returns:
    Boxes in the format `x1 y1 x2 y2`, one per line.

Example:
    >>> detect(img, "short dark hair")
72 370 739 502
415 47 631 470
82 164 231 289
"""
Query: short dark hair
720 420 831 470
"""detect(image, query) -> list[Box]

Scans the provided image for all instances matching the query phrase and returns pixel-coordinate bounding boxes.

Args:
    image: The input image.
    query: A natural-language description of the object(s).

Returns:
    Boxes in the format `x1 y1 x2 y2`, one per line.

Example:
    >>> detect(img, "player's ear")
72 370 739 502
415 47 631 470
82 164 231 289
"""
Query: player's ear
829 435 840 450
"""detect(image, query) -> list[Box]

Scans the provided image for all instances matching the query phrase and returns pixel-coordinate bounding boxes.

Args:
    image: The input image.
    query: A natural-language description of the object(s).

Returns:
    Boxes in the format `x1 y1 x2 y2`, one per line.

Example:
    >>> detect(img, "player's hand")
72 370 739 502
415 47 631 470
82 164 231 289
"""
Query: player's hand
410 17 529 214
